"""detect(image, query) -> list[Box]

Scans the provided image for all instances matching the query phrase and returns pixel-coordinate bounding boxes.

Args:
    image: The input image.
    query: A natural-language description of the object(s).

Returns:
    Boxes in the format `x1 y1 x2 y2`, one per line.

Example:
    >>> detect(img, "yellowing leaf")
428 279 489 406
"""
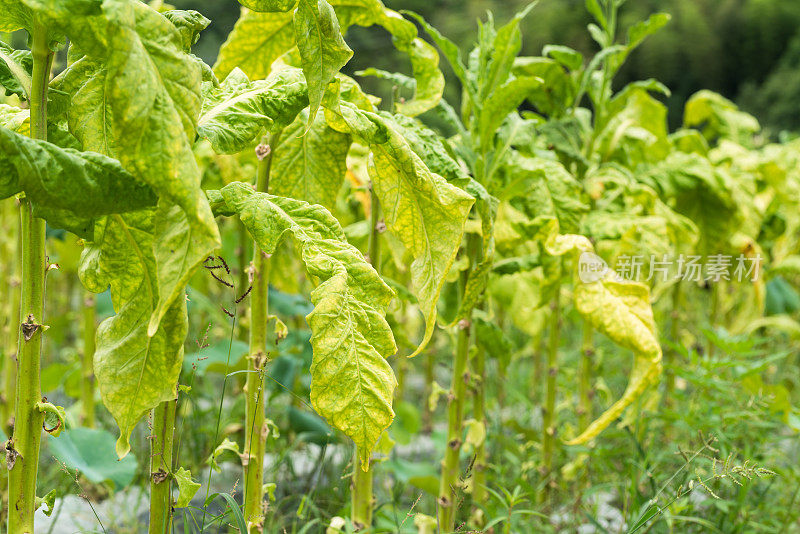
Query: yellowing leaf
329 102 474 356
197 67 309 154
173 467 201 508
294 0 352 124
0 126 156 237
44 0 220 335
80 211 187 458
214 182 397 464
214 7 295 80
271 107 351 209
566 274 662 445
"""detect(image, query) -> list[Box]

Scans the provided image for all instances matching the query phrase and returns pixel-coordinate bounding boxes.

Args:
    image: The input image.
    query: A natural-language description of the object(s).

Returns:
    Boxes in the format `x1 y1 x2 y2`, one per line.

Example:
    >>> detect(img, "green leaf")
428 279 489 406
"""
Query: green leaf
36 401 66 437
173 467 201 508
48 428 138 488
327 2 444 116
542 44 583 71
79 211 188 458
513 57 574 117
328 102 474 356
391 36 445 117
214 182 397 464
294 0 353 125
239 0 298 11
214 7 295 80
0 103 29 134
163 10 211 52
500 155 589 234
478 76 542 152
0 126 156 238
0 42 31 100
207 437 242 471
0 0 32 33
401 10 469 93
45 0 221 333
684 90 760 144
479 2 537 100
271 107 351 208
197 67 309 154
567 274 662 445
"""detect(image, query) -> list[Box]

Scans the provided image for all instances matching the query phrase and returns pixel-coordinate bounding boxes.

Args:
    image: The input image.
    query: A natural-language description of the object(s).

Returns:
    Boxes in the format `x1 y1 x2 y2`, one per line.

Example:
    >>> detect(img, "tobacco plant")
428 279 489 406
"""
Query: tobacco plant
1 0 799 532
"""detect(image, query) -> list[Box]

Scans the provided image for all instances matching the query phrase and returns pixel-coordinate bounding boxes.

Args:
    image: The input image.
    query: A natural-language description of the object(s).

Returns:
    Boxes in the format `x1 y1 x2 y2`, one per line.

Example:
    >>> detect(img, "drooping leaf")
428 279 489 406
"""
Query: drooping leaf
500 154 589 234
0 42 31 99
213 182 397 465
401 10 470 94
294 0 352 124
0 0 32 33
270 107 351 208
567 273 662 445
79 211 187 458
213 7 295 80
43 0 221 334
326 101 474 356
684 90 760 144
197 67 309 154
239 0 297 12
0 126 156 238
163 9 211 52
329 1 445 116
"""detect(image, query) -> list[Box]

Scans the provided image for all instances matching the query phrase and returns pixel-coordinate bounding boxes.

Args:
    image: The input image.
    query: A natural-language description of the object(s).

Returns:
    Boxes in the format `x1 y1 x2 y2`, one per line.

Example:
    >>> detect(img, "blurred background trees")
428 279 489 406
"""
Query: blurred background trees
173 0 800 136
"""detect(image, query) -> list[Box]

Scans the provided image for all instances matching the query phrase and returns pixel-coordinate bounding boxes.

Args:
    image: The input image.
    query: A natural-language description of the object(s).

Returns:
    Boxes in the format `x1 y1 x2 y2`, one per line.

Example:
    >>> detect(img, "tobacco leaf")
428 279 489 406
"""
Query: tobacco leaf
213 182 397 465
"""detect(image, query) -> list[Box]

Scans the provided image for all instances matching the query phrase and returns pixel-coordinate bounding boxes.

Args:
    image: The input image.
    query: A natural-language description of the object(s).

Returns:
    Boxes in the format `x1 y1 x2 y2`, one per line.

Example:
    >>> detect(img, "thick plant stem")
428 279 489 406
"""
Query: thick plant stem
7 20 52 534
438 241 477 531
2 203 21 435
237 217 250 342
351 449 373 530
149 399 176 534
540 281 561 503
351 181 382 531
665 282 681 406
471 345 487 507
243 134 278 533
577 322 593 433
81 294 96 428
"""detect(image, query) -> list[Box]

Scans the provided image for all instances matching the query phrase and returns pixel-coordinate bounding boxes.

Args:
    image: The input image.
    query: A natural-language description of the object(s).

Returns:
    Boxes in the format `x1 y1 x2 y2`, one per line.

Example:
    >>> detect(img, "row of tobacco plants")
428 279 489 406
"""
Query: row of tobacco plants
0 0 798 532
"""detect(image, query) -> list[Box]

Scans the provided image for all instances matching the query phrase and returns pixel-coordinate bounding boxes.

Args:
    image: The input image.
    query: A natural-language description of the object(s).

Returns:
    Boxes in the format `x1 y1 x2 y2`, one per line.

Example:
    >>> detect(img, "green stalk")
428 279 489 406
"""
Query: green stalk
577 322 593 433
665 282 681 406
2 202 21 435
243 133 278 533
352 180 382 531
438 236 478 531
7 19 52 534
81 293 96 428
540 279 561 503
149 398 176 534
237 217 250 342
471 344 487 507
351 450 373 530
422 351 434 434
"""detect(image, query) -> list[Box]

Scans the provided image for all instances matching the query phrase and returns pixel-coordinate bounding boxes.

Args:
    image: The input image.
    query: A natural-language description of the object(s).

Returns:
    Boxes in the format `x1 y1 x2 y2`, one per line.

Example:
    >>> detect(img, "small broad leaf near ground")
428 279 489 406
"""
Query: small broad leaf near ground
48 428 138 489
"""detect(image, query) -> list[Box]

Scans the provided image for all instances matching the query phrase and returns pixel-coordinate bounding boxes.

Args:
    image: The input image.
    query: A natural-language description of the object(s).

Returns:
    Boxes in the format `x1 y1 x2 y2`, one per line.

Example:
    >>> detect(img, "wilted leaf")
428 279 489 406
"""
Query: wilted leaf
271 107 351 209
213 182 397 464
198 67 309 154
0 126 156 238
